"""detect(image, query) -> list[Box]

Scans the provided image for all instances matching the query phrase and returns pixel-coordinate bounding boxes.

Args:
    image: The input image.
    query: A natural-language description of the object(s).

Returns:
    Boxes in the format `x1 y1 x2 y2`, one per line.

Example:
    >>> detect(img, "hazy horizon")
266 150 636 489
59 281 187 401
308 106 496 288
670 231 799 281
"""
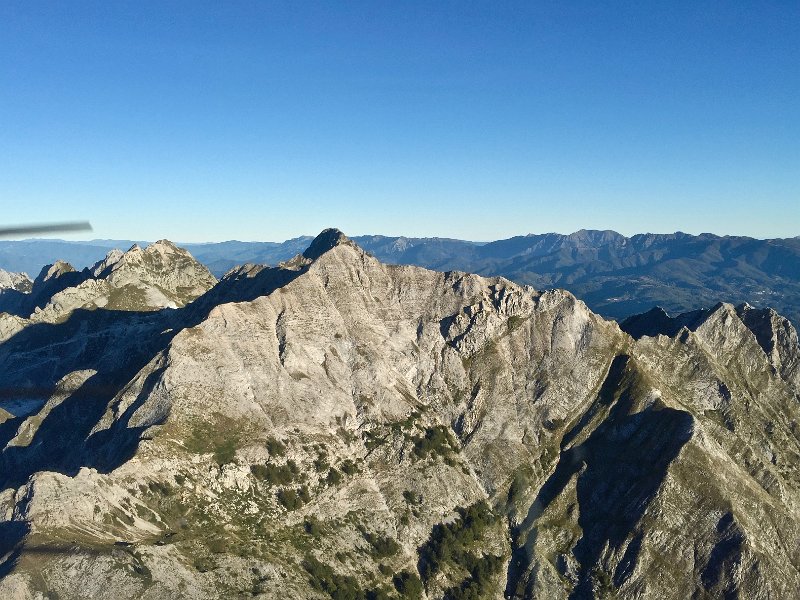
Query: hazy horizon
4 226 800 247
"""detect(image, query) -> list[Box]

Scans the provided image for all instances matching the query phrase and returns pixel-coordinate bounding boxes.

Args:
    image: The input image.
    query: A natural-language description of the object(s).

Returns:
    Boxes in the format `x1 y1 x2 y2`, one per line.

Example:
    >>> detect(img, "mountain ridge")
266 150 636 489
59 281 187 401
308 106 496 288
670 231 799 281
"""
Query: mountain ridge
0 230 799 598
0 240 217 337
2 229 798 325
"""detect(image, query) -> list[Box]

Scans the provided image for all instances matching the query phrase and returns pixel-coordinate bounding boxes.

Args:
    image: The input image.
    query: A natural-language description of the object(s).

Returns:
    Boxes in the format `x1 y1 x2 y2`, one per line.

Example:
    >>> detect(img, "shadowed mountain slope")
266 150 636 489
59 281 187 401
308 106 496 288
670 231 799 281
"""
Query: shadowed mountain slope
0 230 799 599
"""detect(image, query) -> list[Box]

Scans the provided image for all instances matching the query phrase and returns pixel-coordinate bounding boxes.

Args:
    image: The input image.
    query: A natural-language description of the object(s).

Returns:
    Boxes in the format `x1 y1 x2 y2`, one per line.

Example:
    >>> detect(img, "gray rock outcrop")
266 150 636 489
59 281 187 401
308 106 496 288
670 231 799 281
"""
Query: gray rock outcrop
0 230 799 599
0 269 31 294
0 241 218 328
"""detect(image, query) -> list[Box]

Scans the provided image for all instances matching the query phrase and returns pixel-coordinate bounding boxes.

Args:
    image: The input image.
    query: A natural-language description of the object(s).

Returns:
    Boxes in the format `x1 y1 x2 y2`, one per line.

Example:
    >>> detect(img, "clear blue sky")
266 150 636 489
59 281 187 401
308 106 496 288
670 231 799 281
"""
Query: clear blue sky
1 1 798 242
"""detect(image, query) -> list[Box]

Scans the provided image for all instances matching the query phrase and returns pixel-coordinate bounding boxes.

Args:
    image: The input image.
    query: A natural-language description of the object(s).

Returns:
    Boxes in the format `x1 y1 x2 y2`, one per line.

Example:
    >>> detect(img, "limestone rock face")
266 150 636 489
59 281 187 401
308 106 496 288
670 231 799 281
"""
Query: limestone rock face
100 240 218 301
0 241 217 326
0 269 32 294
0 229 799 599
34 260 76 285
736 302 800 392
0 270 32 338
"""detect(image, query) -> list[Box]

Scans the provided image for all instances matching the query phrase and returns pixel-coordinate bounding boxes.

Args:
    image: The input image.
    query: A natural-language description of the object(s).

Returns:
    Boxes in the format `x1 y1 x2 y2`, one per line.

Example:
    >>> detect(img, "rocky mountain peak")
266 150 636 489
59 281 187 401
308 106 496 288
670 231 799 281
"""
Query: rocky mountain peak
302 228 352 260
87 241 207 284
622 303 741 339
623 300 800 396
2 231 800 599
148 239 183 255
566 228 626 247
0 269 32 293
1 241 218 323
221 263 269 281
391 236 413 252
618 306 675 339
737 302 800 388
34 260 76 286
105 240 213 278
90 249 125 278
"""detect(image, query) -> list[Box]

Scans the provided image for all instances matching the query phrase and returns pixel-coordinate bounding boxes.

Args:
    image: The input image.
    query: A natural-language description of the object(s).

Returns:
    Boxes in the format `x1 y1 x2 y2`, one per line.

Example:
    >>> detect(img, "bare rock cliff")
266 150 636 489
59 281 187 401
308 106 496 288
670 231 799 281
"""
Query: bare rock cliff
0 230 799 599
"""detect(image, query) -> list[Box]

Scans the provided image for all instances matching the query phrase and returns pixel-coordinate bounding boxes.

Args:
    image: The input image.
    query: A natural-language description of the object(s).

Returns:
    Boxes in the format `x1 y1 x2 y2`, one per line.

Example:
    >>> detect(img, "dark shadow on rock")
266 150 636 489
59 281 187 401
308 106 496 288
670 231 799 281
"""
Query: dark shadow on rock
0 521 30 578
302 228 348 260
195 263 308 311
0 288 28 316
84 365 169 473
568 403 693 599
505 355 629 598
700 512 744 600
612 531 643 588
0 265 92 319
560 354 629 449
505 355 694 599
0 260 308 491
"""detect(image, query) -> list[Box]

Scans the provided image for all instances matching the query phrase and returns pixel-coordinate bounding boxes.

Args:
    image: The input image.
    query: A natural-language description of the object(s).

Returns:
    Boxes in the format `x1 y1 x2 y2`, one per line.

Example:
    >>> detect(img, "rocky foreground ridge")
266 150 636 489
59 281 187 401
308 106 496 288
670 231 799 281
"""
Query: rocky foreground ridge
1 229 799 599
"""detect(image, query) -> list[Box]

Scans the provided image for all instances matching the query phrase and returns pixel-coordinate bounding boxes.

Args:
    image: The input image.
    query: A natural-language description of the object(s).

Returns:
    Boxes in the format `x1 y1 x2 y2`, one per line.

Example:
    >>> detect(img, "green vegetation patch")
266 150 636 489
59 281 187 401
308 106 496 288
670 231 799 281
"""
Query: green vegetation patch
326 467 343 486
315 454 330 473
213 440 237 466
340 459 358 475
302 556 366 600
148 480 174 496
417 501 503 592
392 411 422 433
251 460 299 485
507 315 526 332
303 554 398 600
304 516 323 537
442 553 504 600
363 429 388 451
277 486 310 510
266 436 287 457
393 570 424 599
412 425 459 460
363 531 401 559
185 412 245 465
506 465 534 509
403 490 423 505
106 284 150 311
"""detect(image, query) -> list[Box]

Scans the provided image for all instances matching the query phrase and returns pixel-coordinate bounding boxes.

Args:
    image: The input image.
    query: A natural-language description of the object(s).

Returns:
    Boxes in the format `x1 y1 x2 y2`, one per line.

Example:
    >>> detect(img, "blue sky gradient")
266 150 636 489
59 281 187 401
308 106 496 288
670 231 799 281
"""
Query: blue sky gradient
1 1 798 241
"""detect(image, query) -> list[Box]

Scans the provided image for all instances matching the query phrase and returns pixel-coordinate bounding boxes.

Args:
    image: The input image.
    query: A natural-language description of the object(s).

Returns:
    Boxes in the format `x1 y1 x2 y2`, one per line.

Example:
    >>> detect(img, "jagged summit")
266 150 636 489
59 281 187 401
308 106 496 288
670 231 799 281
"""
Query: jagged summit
34 260 76 286
620 304 730 339
88 241 198 282
153 238 179 247
207 230 368 308
0 240 218 323
1 231 800 598
0 268 32 293
618 305 676 338
622 301 800 393
106 239 207 275
737 302 800 387
3 230 800 324
302 227 352 260
90 248 125 278
565 228 626 246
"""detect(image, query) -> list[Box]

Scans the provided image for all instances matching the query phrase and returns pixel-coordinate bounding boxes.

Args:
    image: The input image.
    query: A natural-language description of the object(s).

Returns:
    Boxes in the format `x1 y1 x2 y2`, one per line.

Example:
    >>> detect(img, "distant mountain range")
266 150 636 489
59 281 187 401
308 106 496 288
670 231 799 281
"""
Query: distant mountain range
2 230 799 324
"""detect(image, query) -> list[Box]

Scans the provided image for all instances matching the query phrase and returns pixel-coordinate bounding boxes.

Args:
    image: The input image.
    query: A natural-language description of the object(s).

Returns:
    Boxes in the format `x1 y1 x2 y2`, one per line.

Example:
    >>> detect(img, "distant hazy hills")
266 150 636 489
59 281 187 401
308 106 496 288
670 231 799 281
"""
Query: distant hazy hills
2 230 799 323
